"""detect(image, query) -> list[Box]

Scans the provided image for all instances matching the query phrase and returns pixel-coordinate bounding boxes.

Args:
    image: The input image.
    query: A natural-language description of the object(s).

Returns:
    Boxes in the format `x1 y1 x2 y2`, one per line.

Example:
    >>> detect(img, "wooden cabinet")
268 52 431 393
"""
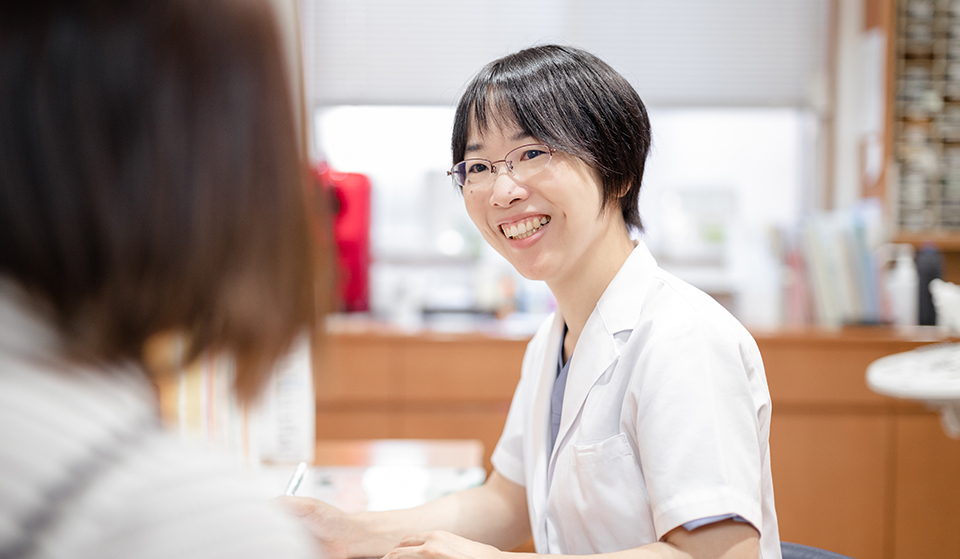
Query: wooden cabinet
313 327 526 472
771 414 890 558
755 327 960 559
893 415 960 558
313 324 960 559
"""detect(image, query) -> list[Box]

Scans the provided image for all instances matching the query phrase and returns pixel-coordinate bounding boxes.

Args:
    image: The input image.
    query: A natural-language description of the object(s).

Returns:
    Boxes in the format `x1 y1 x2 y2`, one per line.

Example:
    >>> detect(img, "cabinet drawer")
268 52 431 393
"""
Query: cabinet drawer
314 338 398 402
399 340 526 401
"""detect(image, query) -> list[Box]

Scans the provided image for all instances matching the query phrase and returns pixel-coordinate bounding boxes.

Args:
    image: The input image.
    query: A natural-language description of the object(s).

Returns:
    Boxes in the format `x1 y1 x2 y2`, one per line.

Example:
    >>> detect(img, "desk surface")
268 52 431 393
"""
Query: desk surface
314 439 484 468
260 439 487 513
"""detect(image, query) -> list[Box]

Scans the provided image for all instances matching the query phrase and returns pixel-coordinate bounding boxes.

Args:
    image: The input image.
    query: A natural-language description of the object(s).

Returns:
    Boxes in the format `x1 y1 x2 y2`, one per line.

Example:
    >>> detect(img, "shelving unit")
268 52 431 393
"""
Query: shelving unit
893 0 960 234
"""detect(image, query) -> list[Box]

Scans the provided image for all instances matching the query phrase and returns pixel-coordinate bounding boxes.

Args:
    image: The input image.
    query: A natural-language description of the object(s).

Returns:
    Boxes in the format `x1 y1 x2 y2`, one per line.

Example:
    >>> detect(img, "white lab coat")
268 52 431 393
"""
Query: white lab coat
491 241 781 558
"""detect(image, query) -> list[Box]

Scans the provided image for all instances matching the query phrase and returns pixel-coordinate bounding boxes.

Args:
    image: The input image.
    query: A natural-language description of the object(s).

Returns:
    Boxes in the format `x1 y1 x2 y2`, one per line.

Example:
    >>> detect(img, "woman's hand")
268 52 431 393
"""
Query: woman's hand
274 474 529 559
274 496 370 559
386 531 503 559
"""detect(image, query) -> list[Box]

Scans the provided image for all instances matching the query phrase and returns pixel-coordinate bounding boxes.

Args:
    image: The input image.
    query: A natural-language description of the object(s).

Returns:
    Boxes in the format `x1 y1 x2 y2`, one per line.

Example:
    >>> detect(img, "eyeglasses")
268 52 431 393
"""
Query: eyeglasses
448 143 555 189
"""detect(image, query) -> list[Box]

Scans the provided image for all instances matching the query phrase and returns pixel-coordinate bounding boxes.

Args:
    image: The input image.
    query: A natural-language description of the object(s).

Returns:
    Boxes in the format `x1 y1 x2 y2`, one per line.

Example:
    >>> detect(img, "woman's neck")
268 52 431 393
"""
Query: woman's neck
549 234 636 361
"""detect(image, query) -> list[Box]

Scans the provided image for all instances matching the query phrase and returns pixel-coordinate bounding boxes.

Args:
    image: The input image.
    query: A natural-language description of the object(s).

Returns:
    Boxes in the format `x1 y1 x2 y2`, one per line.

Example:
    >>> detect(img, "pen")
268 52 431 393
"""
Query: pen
284 461 309 496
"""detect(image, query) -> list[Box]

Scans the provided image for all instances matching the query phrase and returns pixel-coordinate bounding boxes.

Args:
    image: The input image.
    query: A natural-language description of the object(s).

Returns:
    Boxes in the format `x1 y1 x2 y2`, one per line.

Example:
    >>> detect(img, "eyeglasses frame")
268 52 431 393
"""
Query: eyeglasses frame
447 143 557 189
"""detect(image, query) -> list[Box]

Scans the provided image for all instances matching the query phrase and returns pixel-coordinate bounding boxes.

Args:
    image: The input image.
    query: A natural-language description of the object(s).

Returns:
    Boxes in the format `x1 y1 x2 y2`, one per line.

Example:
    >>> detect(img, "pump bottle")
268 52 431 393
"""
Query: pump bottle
885 244 918 327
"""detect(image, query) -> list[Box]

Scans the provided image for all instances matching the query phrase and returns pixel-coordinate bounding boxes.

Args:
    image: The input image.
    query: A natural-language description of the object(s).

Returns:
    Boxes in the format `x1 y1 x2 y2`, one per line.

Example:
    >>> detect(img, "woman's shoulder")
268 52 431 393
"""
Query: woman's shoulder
598 242 748 342
0 350 318 559
73 436 320 559
645 268 750 334
617 266 764 374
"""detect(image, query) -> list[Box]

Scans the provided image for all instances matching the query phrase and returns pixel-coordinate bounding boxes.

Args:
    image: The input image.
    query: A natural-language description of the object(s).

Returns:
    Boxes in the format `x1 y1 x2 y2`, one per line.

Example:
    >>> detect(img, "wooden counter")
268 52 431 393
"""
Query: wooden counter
753 326 960 559
313 322 960 559
313 323 528 474
314 438 485 468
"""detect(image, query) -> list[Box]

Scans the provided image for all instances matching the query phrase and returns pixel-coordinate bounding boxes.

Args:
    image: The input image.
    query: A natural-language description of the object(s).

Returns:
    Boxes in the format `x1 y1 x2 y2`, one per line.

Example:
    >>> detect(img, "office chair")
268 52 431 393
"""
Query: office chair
781 542 854 559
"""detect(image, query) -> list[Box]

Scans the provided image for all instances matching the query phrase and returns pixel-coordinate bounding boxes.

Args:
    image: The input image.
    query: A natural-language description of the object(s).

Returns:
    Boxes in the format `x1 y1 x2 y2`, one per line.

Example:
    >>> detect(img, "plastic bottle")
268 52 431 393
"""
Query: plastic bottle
917 244 944 325
255 334 316 464
885 244 919 327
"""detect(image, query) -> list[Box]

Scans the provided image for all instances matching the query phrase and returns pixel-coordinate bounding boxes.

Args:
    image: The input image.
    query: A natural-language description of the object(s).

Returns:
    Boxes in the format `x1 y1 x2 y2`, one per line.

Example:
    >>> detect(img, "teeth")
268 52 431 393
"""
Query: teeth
502 216 551 240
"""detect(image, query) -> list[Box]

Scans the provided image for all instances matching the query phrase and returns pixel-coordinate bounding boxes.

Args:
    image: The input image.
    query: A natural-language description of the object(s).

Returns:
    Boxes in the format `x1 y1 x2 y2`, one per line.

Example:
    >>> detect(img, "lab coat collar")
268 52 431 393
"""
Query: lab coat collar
529 311 565 550
595 239 656 335
548 240 656 467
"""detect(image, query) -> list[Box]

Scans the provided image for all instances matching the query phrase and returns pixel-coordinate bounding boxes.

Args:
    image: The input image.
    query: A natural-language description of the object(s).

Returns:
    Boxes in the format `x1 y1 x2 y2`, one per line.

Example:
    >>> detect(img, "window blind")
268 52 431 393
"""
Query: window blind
300 0 829 108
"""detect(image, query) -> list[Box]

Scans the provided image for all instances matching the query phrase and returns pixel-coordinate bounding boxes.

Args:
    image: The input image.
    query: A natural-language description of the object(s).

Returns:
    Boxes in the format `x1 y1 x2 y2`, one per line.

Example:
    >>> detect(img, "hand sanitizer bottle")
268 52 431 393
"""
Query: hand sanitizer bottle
885 244 919 327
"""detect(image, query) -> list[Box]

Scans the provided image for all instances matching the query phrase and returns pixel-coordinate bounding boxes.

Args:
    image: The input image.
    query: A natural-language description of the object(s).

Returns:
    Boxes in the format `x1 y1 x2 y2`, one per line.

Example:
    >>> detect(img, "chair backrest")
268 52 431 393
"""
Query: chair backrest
781 542 855 559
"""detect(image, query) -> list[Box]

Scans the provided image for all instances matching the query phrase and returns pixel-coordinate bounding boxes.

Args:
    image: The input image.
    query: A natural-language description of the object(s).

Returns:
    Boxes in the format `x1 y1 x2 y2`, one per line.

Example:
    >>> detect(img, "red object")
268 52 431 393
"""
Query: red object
312 163 371 312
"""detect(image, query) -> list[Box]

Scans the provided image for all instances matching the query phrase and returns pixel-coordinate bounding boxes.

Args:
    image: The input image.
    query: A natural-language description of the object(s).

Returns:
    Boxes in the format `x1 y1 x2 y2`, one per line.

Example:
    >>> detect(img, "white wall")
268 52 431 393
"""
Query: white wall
316 106 816 328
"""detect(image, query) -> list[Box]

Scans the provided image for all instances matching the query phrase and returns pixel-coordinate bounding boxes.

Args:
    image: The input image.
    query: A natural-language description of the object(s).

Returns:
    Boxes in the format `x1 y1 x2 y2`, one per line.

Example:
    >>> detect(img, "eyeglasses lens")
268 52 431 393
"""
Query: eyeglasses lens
507 144 551 179
450 144 552 188
453 160 491 188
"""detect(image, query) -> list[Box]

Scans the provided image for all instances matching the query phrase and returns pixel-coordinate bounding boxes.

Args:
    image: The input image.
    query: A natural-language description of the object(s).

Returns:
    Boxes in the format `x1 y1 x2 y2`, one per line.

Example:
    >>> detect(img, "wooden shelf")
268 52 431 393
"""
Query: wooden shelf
893 231 960 250
750 324 951 344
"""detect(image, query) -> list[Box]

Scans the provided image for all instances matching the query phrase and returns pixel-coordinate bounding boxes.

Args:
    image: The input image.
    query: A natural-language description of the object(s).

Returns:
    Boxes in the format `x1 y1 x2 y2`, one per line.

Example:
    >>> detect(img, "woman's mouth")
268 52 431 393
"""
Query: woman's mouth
501 216 551 240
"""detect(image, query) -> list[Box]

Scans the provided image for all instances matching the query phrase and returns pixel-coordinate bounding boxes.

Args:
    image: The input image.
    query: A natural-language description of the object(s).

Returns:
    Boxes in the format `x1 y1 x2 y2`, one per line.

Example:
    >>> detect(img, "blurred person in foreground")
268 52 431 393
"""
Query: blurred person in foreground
280 45 779 559
0 1 326 557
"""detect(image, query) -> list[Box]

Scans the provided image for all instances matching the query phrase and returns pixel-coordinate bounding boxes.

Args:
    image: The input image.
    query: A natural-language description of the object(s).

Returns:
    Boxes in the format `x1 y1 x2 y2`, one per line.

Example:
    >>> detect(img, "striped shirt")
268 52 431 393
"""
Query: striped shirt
0 284 319 559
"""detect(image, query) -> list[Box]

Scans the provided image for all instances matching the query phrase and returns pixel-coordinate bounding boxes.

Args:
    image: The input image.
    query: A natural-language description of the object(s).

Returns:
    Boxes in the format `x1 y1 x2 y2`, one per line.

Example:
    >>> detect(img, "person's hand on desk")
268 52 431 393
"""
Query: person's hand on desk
275 490 760 559
387 531 500 559
275 471 532 559
275 497 504 559
276 496 385 559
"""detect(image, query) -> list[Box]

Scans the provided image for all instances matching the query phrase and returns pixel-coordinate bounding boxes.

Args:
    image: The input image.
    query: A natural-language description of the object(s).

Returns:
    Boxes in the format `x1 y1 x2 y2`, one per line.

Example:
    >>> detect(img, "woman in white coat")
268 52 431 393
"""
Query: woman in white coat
284 45 780 559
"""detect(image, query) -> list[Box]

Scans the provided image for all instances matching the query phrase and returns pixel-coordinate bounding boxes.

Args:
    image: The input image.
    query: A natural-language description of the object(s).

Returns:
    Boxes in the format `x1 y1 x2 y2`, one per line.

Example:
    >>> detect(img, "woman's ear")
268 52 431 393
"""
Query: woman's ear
143 330 202 426
142 331 185 379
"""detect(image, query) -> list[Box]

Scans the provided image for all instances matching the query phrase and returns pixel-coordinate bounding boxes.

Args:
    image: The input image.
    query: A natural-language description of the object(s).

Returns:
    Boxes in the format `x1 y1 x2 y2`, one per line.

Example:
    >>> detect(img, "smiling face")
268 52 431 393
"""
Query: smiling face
461 116 635 294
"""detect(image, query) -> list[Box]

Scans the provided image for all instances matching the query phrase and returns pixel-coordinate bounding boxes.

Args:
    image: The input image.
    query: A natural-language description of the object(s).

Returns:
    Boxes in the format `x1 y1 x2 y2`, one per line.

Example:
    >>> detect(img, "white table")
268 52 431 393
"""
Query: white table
866 343 960 439
258 439 487 511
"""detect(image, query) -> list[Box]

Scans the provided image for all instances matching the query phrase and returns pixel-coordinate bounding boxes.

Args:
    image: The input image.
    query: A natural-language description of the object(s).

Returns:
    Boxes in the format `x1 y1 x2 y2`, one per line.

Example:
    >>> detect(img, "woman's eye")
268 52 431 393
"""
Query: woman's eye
521 149 546 161
467 162 490 175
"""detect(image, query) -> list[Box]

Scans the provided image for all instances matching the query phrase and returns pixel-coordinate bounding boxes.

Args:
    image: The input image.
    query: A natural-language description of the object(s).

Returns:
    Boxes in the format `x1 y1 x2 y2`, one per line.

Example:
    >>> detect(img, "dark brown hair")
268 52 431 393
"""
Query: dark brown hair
452 45 651 232
0 0 328 403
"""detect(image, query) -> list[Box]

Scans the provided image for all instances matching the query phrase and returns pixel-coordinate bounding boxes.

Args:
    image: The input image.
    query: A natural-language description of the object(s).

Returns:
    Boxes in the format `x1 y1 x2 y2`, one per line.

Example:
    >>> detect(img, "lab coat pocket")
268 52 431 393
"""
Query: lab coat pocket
550 433 655 553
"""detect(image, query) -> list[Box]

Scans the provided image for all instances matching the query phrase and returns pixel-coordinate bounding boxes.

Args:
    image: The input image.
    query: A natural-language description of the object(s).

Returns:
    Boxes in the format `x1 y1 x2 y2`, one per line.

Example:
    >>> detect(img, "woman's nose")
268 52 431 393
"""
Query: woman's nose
489 170 527 207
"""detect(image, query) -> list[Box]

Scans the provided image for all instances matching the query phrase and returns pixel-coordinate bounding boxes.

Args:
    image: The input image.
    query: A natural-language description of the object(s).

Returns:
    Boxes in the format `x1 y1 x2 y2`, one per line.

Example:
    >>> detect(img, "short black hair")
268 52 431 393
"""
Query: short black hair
452 44 651 232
